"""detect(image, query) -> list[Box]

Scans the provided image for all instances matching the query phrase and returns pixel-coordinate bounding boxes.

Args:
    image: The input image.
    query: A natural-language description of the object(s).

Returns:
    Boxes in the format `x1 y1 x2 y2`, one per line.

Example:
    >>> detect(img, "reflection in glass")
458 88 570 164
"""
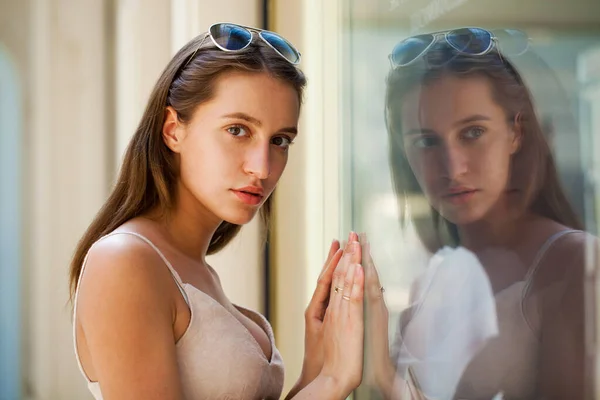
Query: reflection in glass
359 27 595 399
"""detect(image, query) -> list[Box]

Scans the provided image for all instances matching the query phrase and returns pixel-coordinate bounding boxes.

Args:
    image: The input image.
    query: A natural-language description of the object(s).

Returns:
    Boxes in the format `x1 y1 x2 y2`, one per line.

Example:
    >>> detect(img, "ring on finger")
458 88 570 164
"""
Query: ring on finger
334 286 343 294
342 295 351 301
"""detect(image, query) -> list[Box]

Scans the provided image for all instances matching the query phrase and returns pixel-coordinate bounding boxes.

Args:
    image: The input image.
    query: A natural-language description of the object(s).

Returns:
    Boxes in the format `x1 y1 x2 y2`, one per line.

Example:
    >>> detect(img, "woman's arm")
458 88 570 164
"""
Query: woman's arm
76 235 186 400
534 233 589 399
287 375 347 399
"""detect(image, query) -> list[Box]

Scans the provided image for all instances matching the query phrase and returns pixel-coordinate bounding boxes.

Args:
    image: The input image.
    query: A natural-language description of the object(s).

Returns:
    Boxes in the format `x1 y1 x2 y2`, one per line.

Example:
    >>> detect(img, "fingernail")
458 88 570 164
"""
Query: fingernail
343 239 351 251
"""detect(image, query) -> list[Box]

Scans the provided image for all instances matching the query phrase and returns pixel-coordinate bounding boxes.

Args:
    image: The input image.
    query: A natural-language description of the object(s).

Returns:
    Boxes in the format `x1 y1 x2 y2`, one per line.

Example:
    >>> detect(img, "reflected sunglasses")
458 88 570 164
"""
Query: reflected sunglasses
182 22 301 70
389 27 529 68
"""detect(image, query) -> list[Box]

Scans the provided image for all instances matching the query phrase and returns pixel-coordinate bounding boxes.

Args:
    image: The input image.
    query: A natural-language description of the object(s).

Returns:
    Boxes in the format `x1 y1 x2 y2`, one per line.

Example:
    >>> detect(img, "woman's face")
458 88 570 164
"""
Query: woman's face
400 74 521 225
164 71 300 225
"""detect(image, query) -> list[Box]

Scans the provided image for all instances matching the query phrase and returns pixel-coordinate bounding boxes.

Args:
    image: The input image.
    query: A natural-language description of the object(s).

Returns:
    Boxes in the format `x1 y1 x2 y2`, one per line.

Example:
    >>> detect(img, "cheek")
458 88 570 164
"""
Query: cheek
179 134 233 183
407 152 439 194
475 143 512 190
268 151 288 182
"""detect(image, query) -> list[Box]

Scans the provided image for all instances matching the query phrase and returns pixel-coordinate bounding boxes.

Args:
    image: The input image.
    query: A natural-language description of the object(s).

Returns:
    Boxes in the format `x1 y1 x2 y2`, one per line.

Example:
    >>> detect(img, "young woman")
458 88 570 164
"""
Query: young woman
70 23 365 400
365 28 590 399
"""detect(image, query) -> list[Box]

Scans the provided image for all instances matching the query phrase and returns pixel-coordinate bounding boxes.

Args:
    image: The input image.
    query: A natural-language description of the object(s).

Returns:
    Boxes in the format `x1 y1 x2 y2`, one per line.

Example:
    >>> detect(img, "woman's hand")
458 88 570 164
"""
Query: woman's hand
317 237 365 397
298 237 343 388
287 232 358 398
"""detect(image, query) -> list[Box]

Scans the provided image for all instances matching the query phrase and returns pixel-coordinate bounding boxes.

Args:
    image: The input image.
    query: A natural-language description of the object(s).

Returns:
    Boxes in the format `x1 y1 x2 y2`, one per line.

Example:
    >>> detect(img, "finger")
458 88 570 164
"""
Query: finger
329 241 356 309
309 239 342 318
340 230 356 255
307 248 343 319
349 235 361 265
342 262 357 301
348 231 358 243
339 262 357 315
318 240 340 281
361 237 385 303
341 263 364 318
318 248 343 291
358 232 372 265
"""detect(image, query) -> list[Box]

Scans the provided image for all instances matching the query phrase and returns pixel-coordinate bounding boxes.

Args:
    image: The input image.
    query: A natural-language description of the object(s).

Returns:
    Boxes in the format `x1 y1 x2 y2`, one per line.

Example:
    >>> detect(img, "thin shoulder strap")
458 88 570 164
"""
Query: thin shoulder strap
72 231 190 382
521 229 584 333
523 229 583 289
99 231 189 305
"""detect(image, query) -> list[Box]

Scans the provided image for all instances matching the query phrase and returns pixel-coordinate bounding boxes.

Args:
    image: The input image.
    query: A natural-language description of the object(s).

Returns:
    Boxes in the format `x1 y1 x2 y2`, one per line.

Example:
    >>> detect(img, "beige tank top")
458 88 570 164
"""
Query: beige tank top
72 232 285 400
391 229 583 400
454 229 583 399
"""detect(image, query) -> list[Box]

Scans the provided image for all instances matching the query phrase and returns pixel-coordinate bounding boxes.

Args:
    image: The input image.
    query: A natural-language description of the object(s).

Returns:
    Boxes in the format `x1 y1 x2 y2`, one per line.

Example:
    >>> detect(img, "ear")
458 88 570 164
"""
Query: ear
510 112 523 155
162 106 185 153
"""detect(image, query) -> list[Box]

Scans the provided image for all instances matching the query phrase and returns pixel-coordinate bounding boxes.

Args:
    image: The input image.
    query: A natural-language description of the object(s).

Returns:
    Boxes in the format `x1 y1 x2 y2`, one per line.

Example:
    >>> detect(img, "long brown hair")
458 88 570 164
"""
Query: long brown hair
69 32 306 299
385 46 581 250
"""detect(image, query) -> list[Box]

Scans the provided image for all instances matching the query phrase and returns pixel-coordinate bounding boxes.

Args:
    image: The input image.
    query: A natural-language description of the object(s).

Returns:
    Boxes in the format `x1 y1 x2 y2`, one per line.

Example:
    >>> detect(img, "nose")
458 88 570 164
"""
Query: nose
441 142 468 180
243 142 271 180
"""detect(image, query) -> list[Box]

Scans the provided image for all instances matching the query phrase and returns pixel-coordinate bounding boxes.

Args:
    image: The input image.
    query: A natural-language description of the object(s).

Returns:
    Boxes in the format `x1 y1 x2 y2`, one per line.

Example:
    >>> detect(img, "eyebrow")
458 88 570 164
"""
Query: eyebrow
222 112 298 135
403 128 436 136
454 114 491 126
402 114 492 136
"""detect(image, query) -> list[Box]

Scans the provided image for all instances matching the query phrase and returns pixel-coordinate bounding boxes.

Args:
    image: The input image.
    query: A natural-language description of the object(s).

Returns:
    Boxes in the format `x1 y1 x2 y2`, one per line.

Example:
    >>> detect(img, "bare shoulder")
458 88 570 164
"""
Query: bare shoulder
529 229 591 306
75 234 186 397
76 233 176 325
537 229 590 276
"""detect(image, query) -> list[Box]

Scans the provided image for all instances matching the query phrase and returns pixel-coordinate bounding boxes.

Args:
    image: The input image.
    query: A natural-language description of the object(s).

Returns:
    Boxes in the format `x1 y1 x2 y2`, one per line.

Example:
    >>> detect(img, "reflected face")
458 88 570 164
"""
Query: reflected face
400 75 521 225
168 71 300 225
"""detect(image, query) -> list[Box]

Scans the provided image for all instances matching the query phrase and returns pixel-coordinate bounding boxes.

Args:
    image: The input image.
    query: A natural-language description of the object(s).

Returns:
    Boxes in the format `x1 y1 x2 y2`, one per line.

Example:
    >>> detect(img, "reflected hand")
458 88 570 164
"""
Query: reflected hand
361 234 396 397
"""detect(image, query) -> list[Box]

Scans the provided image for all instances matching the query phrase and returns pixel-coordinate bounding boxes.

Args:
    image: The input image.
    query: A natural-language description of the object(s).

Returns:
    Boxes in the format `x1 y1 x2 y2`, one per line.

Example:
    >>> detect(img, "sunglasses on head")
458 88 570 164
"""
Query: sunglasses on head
182 22 301 70
389 27 529 68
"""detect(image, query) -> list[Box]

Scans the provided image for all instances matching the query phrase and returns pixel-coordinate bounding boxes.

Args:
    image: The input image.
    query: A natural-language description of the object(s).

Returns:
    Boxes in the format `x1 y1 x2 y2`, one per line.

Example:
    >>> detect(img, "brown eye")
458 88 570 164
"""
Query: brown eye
226 125 249 137
272 136 293 149
463 126 485 139
412 136 439 148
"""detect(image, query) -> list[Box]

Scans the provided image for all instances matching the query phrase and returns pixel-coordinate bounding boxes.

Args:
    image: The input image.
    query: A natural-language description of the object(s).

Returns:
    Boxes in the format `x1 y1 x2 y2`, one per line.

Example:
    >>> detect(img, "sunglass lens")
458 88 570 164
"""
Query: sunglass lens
260 31 301 64
446 28 492 54
391 35 434 66
210 23 252 50
494 29 529 55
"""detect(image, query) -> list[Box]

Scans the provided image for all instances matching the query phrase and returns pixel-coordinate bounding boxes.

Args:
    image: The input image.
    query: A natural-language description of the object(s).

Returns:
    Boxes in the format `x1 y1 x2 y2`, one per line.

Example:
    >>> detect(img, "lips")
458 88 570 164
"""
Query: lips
442 188 478 204
231 186 264 206
445 189 477 196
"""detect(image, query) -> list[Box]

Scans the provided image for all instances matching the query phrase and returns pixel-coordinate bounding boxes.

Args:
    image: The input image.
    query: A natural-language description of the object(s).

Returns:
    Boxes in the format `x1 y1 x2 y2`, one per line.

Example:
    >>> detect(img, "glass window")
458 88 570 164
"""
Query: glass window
340 1 600 398
0 45 22 400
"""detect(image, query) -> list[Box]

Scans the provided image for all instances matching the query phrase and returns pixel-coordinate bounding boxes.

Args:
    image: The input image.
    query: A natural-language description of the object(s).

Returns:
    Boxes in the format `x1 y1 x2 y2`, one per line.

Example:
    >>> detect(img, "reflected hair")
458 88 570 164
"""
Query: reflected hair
69 33 307 300
385 46 581 251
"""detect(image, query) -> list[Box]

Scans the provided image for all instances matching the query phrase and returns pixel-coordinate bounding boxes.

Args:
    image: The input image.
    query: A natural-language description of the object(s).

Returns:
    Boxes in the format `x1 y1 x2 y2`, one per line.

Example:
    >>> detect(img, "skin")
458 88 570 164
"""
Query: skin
400 75 522 229
75 71 365 399
366 75 587 399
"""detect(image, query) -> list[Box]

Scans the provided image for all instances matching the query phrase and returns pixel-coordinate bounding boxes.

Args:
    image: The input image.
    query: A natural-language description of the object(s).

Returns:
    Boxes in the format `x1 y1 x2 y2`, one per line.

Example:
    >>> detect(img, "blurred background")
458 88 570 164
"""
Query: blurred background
1 0 600 399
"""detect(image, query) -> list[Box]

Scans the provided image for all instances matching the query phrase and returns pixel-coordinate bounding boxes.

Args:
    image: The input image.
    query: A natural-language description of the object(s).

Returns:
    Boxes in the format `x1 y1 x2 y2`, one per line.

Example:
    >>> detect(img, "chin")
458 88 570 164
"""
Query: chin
438 207 487 227
220 209 259 225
